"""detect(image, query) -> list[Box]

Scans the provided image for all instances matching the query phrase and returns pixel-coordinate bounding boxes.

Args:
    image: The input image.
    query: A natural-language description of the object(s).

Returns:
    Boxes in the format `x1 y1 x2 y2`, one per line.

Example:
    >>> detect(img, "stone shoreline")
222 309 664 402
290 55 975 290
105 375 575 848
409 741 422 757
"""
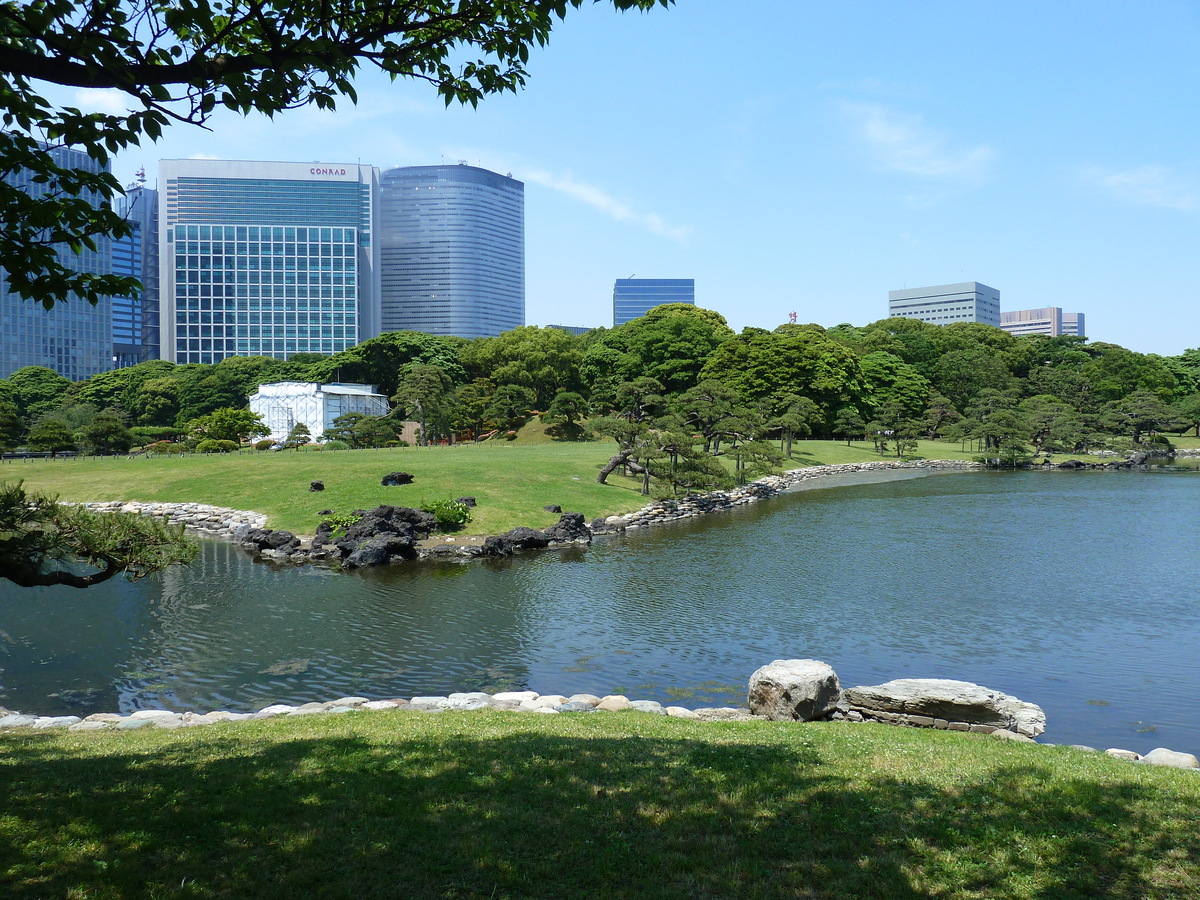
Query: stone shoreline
2 685 1196 772
79 458 983 556
0 690 756 734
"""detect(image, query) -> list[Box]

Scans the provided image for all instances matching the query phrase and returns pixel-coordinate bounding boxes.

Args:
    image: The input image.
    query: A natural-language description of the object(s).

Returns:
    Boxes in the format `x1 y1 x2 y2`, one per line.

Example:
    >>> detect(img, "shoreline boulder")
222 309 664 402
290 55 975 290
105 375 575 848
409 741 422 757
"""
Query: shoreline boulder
747 659 841 721
843 678 1046 737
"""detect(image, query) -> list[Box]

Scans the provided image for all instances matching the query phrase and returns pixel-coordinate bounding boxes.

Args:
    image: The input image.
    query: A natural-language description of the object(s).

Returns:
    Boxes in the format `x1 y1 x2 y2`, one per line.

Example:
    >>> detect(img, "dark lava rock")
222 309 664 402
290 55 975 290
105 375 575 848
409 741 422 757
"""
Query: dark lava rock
543 504 562 513
482 526 552 556
505 527 552 550
455 496 477 508
309 480 325 492
381 471 415 486
590 516 624 534
311 506 436 567
346 505 436 539
544 512 591 544
343 534 416 569
242 528 301 553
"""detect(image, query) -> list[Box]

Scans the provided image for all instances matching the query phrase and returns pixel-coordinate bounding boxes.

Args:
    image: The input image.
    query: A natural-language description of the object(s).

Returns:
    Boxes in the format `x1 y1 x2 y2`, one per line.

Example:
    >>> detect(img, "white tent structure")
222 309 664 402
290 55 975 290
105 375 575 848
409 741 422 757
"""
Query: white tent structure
248 382 390 443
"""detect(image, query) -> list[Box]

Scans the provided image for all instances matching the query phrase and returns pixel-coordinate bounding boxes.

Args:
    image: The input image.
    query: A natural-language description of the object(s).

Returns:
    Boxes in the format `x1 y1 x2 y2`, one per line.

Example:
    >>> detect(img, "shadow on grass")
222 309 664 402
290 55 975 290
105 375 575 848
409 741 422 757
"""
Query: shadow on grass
1 728 1197 899
544 423 586 443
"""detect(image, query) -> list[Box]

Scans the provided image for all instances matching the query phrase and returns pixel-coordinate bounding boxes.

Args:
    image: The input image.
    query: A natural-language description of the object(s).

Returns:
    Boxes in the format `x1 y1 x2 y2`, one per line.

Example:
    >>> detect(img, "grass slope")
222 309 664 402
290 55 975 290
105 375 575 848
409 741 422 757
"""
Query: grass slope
0 438 977 535
2 712 1198 899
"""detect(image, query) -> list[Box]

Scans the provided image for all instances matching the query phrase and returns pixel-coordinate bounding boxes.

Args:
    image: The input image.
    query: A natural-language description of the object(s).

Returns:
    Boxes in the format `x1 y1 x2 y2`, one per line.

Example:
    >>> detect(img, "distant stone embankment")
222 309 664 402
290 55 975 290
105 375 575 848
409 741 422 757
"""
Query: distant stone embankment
83 459 982 569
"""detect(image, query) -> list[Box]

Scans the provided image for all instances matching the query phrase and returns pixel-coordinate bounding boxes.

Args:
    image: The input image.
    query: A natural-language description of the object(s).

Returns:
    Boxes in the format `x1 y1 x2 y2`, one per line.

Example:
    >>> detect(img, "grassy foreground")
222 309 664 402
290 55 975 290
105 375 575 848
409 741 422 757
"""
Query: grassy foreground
0 438 980 536
2 711 1199 899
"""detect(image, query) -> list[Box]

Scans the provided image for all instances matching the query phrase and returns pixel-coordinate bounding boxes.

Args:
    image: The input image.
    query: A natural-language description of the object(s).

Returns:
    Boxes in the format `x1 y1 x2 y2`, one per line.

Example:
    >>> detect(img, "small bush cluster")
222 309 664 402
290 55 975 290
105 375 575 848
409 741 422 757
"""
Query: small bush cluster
320 510 362 536
196 439 239 454
420 498 472 531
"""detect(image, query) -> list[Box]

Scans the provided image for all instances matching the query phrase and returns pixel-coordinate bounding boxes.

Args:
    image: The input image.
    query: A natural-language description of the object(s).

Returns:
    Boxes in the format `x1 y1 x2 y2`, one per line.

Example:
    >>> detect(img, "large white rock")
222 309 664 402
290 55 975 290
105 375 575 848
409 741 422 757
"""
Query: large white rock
747 659 841 721
1139 748 1200 769
844 678 1046 737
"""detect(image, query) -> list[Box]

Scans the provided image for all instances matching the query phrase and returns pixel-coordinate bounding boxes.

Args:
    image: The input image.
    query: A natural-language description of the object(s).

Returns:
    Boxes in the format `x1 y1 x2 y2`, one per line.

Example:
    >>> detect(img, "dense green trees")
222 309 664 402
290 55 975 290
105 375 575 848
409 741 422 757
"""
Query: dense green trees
1 307 1195 467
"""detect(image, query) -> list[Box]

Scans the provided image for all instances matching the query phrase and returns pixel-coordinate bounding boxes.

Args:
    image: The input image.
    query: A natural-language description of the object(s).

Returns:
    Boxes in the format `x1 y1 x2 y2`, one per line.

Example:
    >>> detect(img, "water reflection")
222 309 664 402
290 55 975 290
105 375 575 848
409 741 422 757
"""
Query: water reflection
0 466 1197 754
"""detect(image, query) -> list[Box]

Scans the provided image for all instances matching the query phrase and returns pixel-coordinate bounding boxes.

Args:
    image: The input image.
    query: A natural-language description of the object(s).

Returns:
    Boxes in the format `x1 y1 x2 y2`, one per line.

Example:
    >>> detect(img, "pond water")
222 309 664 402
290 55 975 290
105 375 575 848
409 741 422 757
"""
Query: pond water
1 464 1197 753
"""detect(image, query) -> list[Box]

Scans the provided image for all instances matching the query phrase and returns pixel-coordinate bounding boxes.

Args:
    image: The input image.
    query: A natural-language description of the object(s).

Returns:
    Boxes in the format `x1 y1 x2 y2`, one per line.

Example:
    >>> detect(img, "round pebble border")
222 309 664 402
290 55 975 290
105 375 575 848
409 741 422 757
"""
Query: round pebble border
80 500 268 542
2 690 1197 772
0 691 755 734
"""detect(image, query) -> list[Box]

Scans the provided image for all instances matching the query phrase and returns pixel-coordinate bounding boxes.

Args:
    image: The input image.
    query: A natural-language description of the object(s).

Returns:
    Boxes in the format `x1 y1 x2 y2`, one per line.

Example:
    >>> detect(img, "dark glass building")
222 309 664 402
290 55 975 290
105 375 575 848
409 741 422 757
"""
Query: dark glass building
380 164 524 338
612 278 695 327
159 159 380 365
0 144 114 380
111 178 158 365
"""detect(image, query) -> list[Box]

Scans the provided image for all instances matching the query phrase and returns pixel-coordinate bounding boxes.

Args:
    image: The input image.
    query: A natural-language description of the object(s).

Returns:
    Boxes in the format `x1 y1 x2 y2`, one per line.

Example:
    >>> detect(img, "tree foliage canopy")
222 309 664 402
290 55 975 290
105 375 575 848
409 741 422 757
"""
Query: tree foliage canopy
0 481 196 587
1 0 670 308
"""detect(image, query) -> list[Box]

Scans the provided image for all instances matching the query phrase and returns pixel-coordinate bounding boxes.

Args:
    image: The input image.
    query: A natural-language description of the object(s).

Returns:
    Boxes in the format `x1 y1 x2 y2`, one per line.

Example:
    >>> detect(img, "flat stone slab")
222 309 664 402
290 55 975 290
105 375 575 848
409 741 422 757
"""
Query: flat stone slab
844 678 1046 737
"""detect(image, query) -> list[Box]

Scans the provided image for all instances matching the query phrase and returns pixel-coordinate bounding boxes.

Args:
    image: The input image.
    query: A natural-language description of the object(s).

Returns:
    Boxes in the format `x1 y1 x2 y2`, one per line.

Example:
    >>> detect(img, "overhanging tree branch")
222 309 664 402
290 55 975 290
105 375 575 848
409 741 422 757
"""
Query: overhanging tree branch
0 0 671 308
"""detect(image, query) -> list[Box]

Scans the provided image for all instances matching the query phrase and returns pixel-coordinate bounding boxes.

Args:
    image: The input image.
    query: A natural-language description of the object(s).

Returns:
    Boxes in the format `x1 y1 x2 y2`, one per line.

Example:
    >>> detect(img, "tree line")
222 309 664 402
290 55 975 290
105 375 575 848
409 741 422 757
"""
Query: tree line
1 305 1198 474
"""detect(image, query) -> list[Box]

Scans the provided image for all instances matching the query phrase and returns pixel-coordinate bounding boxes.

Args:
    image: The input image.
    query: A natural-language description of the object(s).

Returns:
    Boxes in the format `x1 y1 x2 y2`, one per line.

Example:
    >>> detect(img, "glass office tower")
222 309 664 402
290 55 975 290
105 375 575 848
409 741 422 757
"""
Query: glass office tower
159 159 380 364
380 164 524 338
612 278 695 327
0 145 113 381
111 178 158 365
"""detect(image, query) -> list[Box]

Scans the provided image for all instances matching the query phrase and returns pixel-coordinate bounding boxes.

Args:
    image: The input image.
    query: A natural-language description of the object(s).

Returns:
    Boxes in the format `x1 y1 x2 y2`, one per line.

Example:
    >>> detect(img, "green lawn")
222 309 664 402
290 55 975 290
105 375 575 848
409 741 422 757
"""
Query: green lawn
2 711 1198 899
0 442 652 536
0 438 977 535
6 433 1165 537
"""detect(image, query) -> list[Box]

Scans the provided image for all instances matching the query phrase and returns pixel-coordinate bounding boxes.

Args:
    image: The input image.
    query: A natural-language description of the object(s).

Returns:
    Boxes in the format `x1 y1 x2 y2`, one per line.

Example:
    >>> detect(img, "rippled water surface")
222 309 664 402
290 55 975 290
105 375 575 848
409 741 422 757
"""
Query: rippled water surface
2 465 1197 753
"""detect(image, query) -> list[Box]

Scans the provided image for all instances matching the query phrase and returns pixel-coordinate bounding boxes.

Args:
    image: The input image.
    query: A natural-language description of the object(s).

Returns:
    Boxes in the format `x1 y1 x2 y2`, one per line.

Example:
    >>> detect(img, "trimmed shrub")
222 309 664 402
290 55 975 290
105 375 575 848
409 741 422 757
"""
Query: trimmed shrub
254 439 274 451
320 439 350 450
420 499 472 532
197 439 238 454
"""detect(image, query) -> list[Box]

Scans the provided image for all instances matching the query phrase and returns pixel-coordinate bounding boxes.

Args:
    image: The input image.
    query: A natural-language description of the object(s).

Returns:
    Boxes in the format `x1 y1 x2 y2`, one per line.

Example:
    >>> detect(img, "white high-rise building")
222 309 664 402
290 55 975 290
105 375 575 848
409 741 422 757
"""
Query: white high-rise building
159 159 380 365
999 307 1087 338
888 282 1001 327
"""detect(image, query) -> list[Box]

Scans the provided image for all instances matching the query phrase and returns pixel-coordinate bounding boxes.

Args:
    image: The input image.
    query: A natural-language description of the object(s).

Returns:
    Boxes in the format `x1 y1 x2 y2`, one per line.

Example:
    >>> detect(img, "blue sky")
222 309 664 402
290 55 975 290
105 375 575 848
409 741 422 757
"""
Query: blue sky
67 0 1200 355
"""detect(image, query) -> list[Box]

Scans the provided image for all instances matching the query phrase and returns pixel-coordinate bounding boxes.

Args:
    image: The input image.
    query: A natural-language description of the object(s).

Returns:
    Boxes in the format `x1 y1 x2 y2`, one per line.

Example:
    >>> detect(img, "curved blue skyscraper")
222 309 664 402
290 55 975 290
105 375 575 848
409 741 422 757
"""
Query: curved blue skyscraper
380 164 524 338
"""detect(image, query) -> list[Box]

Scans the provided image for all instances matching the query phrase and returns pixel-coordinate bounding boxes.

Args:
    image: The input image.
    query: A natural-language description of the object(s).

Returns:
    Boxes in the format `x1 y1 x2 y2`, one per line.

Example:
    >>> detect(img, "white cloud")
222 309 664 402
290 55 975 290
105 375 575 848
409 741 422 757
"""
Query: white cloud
73 88 130 115
511 166 690 241
1081 164 1198 211
841 102 995 180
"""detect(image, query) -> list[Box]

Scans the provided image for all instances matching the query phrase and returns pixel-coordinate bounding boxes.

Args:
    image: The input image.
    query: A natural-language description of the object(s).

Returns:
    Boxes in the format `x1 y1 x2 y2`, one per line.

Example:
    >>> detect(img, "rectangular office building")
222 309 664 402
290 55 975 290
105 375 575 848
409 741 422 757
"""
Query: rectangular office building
887 282 1001 327
999 307 1086 338
159 159 380 365
613 278 695 327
